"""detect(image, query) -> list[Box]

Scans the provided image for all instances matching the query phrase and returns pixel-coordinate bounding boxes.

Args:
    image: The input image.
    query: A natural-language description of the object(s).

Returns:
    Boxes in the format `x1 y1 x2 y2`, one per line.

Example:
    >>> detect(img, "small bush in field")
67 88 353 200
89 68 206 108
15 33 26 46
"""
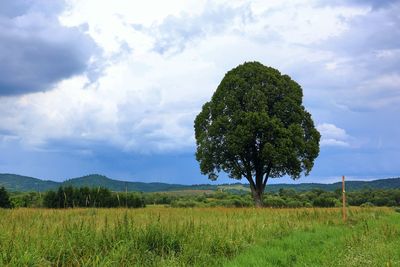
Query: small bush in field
360 202 375 207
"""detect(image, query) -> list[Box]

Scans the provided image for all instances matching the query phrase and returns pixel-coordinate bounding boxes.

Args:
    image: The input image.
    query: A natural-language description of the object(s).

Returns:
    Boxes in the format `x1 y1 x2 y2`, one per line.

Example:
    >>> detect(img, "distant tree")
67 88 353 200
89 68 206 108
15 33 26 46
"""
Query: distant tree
12 192 42 208
42 186 145 208
0 186 12 208
194 62 320 206
43 190 58 208
124 193 146 208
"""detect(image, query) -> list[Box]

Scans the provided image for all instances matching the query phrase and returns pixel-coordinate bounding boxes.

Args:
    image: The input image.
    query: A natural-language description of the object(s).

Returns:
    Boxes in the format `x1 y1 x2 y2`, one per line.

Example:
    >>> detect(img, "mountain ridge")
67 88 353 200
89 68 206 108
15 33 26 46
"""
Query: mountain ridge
1 173 400 193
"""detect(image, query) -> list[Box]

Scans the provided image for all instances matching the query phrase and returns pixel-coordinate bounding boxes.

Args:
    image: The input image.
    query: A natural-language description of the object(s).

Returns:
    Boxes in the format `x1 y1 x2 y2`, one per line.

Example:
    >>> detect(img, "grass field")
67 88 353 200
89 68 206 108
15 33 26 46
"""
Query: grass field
0 207 399 266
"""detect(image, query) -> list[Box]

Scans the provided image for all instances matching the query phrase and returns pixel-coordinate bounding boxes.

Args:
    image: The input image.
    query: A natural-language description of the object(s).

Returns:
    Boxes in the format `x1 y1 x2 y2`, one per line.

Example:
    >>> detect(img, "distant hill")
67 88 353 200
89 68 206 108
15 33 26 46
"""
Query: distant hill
62 174 193 192
1 173 399 193
0 173 58 192
0 173 215 192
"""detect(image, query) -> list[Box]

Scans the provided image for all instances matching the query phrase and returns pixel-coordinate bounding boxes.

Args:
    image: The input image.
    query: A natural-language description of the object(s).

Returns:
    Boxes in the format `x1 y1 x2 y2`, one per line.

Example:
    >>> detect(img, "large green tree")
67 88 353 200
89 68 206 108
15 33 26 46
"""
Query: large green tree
194 62 320 207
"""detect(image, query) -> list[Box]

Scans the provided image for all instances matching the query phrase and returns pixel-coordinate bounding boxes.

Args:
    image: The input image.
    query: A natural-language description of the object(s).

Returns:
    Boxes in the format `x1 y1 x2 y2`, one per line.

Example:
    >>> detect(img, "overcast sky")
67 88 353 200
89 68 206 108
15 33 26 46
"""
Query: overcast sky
0 0 399 184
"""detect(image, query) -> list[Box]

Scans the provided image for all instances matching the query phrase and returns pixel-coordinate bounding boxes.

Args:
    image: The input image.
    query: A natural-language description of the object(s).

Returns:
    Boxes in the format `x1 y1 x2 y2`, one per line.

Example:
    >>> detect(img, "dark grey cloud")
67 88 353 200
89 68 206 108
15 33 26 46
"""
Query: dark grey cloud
0 1 97 96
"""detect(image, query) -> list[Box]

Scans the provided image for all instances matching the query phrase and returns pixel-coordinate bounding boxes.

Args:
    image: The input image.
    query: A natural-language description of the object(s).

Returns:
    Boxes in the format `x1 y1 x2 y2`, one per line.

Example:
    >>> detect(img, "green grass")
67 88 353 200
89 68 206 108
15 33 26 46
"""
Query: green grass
0 207 398 266
225 209 400 267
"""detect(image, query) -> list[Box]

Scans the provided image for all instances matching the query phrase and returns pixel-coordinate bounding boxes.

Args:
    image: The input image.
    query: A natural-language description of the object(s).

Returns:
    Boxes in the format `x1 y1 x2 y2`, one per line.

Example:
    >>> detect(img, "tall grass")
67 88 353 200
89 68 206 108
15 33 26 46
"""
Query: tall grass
0 207 398 266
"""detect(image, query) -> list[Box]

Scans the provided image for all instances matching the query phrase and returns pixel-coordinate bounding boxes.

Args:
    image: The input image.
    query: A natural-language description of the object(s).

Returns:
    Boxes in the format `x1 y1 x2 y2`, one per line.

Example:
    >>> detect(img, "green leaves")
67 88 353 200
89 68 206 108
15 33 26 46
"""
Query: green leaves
194 61 320 195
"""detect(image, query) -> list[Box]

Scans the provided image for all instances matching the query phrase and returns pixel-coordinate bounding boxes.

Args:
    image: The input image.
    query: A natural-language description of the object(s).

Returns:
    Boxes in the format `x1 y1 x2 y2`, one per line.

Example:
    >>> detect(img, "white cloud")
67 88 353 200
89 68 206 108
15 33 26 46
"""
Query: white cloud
317 123 350 147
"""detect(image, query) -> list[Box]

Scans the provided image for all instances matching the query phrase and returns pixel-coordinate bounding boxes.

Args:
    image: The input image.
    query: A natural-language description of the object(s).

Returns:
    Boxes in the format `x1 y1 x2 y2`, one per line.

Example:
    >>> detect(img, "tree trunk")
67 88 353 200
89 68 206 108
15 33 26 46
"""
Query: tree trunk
251 188 264 207
247 173 266 207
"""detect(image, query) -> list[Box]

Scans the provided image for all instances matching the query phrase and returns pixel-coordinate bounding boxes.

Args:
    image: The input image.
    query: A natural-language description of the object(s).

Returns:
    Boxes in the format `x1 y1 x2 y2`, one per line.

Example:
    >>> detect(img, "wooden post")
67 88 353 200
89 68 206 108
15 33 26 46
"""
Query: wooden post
125 182 128 208
342 175 346 222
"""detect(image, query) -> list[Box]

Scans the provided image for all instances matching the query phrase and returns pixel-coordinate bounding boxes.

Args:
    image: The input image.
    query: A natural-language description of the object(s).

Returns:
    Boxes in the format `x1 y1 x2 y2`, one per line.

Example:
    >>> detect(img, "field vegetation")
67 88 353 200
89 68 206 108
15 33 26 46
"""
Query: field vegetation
0 207 399 266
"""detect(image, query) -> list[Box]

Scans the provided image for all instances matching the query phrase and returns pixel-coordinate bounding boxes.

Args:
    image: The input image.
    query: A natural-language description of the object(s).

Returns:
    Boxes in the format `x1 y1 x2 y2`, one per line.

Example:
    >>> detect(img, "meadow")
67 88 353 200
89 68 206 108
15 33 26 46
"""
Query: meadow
0 207 399 266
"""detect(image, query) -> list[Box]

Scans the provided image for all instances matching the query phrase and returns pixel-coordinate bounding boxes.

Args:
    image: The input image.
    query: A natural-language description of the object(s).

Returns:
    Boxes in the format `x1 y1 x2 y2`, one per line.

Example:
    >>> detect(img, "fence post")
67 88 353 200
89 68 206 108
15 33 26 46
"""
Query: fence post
125 182 128 208
342 175 346 223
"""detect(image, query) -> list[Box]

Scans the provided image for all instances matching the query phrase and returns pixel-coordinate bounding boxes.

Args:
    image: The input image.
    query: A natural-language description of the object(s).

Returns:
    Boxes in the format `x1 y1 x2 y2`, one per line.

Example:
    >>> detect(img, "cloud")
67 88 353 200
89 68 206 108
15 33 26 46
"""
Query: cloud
0 0 371 153
321 0 398 9
150 3 252 55
309 2 400 111
317 123 350 147
0 0 398 165
0 0 97 96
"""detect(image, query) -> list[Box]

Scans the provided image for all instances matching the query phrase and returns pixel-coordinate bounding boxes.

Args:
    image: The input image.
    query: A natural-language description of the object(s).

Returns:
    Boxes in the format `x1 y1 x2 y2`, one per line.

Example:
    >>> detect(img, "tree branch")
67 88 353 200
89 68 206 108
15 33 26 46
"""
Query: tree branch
240 155 256 191
262 163 272 191
231 158 247 179
246 176 257 192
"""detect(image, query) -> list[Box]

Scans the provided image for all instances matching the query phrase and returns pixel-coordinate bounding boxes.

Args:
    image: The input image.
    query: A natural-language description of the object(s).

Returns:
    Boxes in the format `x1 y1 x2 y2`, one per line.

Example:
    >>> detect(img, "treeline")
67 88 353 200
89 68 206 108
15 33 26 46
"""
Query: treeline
264 188 400 208
143 188 400 208
263 188 400 208
2 186 400 209
43 186 145 208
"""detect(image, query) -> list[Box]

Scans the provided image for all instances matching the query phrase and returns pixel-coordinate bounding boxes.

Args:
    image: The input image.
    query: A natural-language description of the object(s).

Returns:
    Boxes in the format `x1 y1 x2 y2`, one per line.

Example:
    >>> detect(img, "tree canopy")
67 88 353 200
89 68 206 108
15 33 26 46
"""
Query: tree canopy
194 62 320 206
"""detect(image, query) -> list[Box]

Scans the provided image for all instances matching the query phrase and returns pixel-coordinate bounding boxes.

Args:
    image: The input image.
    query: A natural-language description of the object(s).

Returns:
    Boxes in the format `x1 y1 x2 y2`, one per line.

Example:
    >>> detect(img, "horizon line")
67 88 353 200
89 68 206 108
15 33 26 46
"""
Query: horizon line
1 173 399 186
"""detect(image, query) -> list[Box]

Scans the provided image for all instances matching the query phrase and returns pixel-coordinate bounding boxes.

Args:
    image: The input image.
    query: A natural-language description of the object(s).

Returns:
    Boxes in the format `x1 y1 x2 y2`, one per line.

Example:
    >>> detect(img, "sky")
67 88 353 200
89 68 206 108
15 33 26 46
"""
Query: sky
0 0 399 184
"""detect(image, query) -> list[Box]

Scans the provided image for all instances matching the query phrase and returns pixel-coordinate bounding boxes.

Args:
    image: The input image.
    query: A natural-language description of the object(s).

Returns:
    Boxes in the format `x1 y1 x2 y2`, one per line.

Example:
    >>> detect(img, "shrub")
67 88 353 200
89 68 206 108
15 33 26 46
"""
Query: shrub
313 197 337 207
360 202 375 208
286 200 303 208
264 196 286 208
171 200 197 208
303 202 313 208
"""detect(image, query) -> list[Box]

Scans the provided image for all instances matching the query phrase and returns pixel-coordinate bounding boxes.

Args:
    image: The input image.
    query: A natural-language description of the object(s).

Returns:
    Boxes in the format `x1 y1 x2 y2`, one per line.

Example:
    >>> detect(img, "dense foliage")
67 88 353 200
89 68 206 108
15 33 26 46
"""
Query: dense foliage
10 191 42 208
0 186 12 208
194 62 320 206
43 186 145 208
